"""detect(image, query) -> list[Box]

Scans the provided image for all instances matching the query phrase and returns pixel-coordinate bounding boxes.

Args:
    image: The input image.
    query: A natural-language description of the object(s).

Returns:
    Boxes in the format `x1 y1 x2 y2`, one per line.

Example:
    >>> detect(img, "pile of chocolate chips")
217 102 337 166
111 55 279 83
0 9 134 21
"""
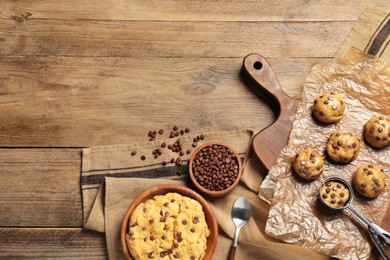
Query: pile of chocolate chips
192 144 239 191
130 126 206 176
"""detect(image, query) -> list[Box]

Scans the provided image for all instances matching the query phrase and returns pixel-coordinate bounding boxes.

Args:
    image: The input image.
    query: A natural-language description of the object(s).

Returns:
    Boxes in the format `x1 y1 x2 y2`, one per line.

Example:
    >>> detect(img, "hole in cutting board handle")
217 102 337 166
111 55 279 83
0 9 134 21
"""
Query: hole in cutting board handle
253 61 263 70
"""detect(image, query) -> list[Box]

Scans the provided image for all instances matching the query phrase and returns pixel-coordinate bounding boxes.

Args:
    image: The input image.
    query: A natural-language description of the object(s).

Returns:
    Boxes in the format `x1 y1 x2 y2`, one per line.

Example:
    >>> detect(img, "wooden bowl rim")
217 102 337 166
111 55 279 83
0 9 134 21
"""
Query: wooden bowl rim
120 184 218 260
188 141 243 197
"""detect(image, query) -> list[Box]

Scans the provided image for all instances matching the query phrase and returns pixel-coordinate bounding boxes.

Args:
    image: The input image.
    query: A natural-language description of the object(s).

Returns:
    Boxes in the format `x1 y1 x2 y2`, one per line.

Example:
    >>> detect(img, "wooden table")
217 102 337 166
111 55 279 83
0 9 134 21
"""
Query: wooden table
1 1 389 258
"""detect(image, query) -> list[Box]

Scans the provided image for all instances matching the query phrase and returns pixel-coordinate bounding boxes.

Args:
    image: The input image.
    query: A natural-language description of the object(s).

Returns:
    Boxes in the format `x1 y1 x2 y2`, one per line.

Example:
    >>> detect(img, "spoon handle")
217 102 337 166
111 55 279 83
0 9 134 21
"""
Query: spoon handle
227 245 237 260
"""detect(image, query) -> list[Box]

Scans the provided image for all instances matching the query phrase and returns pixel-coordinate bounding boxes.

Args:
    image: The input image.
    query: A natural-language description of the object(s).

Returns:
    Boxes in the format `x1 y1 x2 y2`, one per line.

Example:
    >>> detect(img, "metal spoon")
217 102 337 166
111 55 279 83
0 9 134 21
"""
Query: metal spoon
228 197 252 260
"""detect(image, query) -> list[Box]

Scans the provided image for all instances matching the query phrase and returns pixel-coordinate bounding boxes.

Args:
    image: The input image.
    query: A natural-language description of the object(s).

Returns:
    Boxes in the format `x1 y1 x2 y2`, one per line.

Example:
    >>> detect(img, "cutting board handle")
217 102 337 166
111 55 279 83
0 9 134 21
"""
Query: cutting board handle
242 53 300 170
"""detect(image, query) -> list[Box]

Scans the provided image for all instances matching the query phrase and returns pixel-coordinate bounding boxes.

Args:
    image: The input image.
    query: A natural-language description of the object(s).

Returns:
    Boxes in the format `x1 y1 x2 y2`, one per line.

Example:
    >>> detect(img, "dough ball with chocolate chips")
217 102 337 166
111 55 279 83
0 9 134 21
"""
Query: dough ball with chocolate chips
320 180 350 209
364 115 390 149
326 130 360 164
353 164 386 198
312 91 346 123
293 147 324 180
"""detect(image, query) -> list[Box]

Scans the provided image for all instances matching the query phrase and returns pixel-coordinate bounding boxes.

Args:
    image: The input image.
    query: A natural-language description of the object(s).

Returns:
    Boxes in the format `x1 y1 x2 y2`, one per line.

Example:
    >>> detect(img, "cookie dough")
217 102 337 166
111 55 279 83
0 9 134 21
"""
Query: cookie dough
126 192 210 260
320 180 350 209
364 115 390 148
312 91 346 123
293 147 324 180
353 164 386 198
326 130 360 164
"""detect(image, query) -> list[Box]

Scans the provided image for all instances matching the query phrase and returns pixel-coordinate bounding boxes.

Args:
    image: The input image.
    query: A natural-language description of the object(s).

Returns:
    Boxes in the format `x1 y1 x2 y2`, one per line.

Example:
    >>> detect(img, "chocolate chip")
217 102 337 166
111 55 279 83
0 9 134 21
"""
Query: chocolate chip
170 158 175 163
322 194 328 199
337 140 342 146
171 199 175 202
324 100 329 105
141 155 146 160
161 235 166 240
190 228 195 233
192 142 197 147
173 126 178 131
331 200 336 204
149 219 154 224
131 151 137 156
378 127 383 133
185 127 190 133
148 251 154 259
142 227 147 231
162 161 167 166
161 143 166 148
150 235 154 241
177 232 182 237
177 237 183 242
179 151 184 156
182 220 187 225
180 129 184 135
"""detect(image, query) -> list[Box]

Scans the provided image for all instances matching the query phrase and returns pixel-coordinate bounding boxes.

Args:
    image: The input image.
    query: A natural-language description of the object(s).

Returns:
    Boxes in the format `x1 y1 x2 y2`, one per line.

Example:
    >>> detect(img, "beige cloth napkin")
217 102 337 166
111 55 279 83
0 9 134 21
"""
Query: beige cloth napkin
81 129 328 259
334 7 390 64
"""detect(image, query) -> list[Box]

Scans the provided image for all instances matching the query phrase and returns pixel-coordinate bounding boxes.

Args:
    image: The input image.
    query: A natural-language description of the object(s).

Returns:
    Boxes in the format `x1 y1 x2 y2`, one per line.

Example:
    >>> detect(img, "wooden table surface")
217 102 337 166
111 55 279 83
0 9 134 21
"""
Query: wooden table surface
1 1 389 259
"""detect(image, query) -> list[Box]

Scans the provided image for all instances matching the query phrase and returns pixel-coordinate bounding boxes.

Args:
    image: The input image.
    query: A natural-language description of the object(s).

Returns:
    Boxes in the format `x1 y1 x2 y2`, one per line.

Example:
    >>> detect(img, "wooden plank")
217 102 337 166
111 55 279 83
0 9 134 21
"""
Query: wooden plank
1 1 389 21
0 228 107 259
0 56 328 147
0 19 352 58
0 149 83 227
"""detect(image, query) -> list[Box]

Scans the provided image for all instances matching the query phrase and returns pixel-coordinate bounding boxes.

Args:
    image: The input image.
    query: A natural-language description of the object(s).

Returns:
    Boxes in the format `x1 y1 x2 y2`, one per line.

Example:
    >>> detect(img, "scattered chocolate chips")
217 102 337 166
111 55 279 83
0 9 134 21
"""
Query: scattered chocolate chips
192 144 239 191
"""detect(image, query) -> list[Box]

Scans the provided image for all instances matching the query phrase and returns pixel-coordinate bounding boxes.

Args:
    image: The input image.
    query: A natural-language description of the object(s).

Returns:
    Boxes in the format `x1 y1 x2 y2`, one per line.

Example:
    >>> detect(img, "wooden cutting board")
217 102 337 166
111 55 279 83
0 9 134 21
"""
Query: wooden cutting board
242 53 390 249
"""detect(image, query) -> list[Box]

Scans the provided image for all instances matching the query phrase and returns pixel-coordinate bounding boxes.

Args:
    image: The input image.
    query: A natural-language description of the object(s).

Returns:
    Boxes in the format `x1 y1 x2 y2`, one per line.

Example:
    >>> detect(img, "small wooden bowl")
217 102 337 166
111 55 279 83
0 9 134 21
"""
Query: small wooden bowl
120 185 218 260
189 142 243 197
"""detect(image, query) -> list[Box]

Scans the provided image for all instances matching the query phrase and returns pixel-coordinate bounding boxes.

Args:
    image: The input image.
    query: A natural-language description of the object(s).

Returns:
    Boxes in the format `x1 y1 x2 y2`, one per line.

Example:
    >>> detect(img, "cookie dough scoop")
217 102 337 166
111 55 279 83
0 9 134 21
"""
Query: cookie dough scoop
319 177 390 260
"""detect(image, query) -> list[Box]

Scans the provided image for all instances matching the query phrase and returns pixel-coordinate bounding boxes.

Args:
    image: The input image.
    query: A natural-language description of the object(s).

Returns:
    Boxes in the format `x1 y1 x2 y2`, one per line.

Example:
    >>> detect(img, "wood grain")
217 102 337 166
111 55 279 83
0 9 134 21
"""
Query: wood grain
0 57 327 147
0 228 107 258
0 149 83 227
1 1 389 21
0 20 352 58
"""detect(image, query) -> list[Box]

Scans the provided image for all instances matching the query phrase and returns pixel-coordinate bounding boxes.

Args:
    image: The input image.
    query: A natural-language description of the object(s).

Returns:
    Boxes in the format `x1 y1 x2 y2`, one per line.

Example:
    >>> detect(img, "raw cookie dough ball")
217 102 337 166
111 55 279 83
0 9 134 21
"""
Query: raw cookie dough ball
364 115 390 148
326 130 360 164
293 147 324 180
320 180 350 209
353 164 386 198
312 91 346 123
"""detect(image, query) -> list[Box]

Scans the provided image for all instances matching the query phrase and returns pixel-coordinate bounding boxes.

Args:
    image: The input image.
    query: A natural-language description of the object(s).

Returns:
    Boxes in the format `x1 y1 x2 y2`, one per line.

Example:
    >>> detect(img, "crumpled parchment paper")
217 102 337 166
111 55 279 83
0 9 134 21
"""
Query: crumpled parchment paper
259 48 390 260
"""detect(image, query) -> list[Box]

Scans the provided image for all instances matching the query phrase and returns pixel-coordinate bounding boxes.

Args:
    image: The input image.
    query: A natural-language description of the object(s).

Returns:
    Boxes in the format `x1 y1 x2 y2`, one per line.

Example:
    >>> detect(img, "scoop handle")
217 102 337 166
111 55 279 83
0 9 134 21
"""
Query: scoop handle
227 245 237 260
242 53 300 170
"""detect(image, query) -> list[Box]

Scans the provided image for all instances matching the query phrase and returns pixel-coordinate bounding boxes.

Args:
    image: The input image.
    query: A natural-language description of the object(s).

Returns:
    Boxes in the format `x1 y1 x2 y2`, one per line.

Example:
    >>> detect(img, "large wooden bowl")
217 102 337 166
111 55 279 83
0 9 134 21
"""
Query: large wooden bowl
189 142 243 197
120 185 218 260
